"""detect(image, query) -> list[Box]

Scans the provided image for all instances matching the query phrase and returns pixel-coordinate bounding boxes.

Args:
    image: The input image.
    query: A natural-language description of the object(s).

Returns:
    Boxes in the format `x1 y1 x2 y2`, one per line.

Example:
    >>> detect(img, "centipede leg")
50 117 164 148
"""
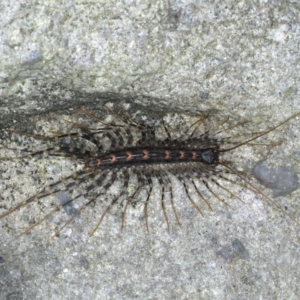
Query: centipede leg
89 169 136 236
143 172 154 233
159 170 181 226
157 176 170 231
202 178 232 208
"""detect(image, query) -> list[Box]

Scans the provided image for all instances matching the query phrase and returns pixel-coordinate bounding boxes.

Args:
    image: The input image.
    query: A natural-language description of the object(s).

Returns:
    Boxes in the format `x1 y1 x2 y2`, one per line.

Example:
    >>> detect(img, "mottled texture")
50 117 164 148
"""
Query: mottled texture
1 1 300 300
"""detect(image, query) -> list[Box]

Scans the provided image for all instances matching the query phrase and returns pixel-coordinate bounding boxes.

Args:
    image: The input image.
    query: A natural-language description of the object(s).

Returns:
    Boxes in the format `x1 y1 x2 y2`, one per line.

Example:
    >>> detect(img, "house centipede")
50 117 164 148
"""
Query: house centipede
0 104 299 238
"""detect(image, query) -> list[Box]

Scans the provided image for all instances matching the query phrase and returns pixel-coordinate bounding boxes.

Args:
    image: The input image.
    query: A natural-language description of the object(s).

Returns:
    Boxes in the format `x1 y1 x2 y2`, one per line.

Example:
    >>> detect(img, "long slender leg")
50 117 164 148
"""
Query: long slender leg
16 170 108 235
156 175 170 231
136 127 156 146
121 184 143 230
158 170 181 226
88 168 141 236
202 178 232 208
51 195 88 238
0 133 97 160
21 193 83 236
53 169 125 237
191 180 213 211
143 186 153 233
210 177 245 204
143 172 154 233
0 169 94 220
171 168 205 216
123 127 134 146
220 162 300 226
105 105 148 130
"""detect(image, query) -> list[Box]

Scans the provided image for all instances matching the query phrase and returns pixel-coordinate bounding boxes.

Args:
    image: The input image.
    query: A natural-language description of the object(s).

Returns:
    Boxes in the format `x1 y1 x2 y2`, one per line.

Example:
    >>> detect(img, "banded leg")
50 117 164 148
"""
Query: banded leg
157 169 181 226
121 170 145 230
172 168 205 217
89 168 137 236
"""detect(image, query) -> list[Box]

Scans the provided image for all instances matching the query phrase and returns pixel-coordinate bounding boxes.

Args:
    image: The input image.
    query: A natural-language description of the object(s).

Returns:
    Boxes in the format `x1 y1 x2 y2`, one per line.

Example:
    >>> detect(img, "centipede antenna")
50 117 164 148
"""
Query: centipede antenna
220 111 300 152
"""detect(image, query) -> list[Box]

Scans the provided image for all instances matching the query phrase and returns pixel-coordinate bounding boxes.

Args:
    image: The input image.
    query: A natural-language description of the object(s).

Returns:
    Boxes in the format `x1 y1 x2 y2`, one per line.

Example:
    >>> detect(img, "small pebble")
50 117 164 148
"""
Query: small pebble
253 161 299 197
232 239 250 260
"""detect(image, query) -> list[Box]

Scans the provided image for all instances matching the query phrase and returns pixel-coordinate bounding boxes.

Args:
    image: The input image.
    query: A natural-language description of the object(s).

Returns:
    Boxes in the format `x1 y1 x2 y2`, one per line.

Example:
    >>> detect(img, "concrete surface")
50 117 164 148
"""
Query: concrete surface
0 1 300 299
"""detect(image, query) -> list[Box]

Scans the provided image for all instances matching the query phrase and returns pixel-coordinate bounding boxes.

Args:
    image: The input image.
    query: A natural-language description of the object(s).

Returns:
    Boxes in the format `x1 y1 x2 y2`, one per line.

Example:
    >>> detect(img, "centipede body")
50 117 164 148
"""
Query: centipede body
0 103 299 238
